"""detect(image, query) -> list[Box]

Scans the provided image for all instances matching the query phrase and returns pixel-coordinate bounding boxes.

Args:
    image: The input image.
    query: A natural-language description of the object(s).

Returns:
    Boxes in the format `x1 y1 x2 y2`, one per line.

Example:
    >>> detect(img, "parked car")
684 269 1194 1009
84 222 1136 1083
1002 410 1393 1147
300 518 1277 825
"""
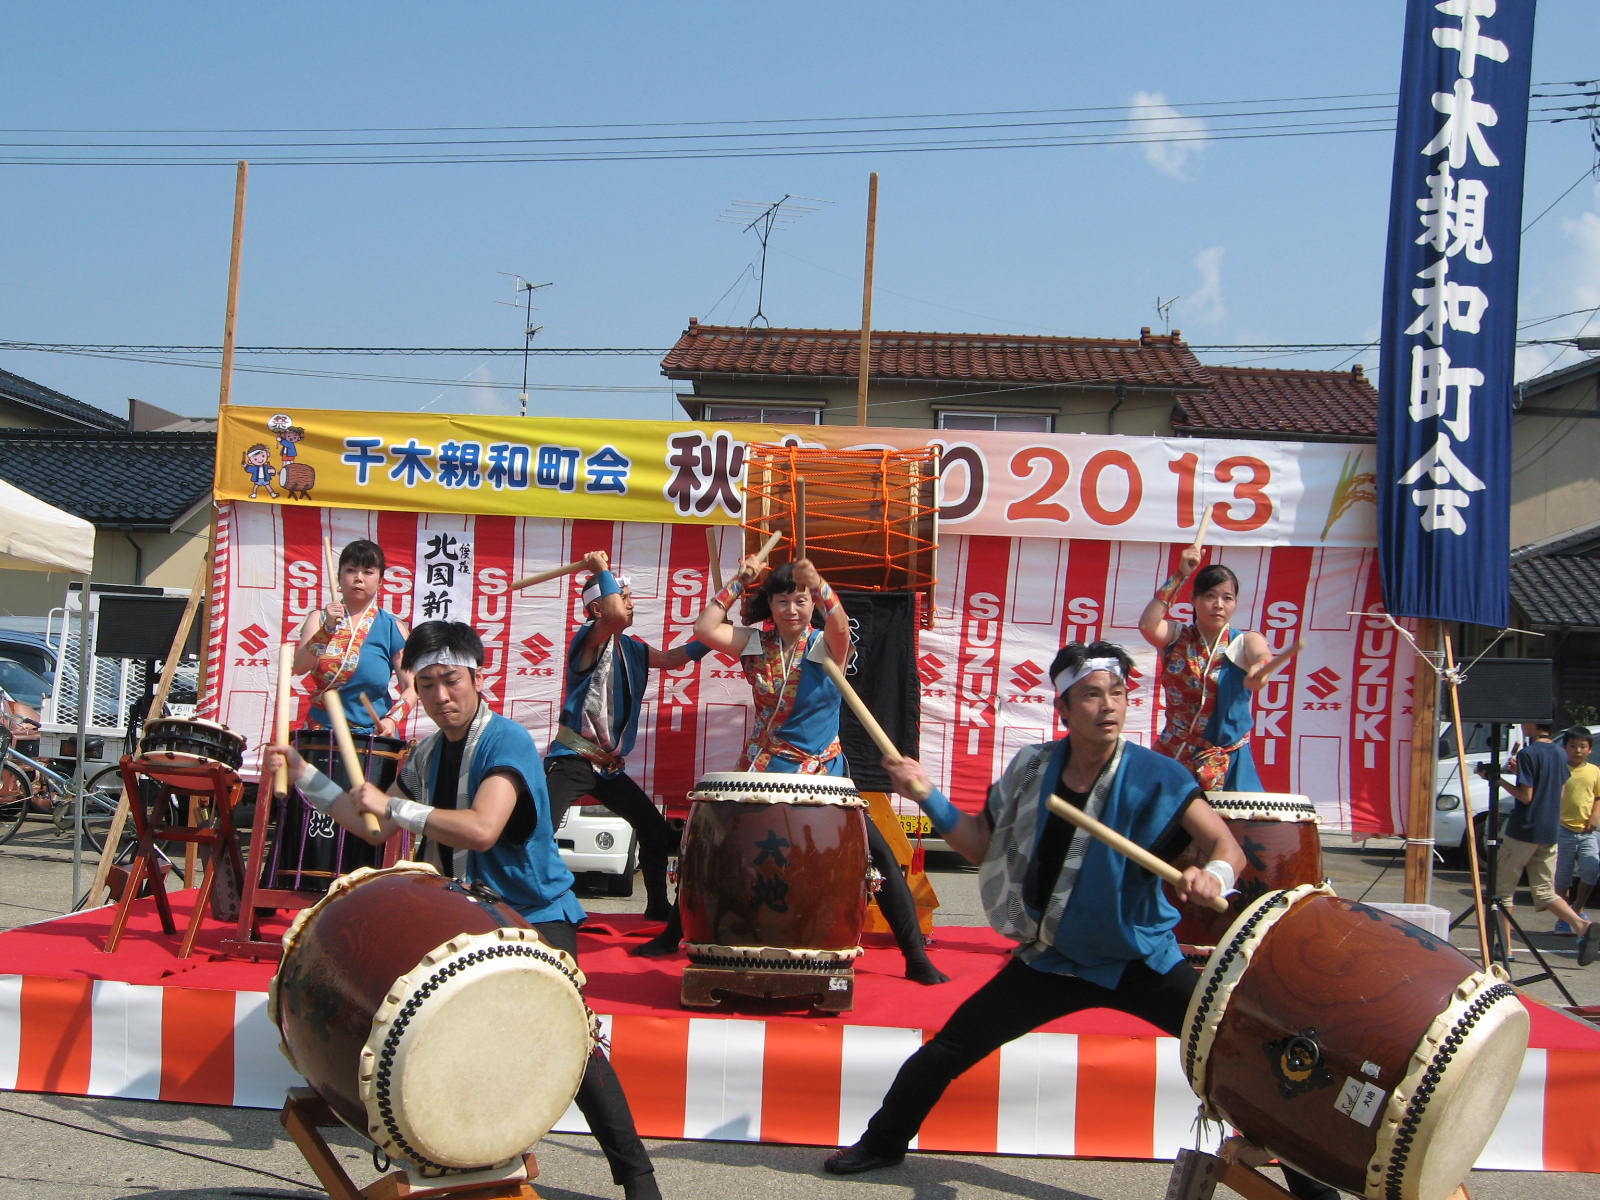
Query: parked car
554 803 639 896
1431 722 1598 865
0 655 52 711
0 630 58 689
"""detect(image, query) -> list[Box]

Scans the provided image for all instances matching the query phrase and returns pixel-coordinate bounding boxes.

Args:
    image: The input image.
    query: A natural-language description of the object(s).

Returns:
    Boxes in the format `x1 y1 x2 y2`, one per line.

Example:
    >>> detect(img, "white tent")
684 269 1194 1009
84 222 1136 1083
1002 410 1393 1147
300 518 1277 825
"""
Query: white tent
0 478 94 575
0 477 95 901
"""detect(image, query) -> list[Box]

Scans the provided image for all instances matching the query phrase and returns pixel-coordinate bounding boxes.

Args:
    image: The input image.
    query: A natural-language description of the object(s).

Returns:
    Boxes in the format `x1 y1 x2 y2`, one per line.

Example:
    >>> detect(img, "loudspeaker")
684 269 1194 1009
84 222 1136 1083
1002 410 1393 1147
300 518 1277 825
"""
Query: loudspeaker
1452 658 1553 725
95 594 201 660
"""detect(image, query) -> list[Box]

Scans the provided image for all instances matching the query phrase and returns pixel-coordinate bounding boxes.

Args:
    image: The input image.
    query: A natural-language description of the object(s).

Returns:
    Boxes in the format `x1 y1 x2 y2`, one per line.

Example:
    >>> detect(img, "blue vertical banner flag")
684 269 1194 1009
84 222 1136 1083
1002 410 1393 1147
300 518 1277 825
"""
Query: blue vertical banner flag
1377 0 1536 626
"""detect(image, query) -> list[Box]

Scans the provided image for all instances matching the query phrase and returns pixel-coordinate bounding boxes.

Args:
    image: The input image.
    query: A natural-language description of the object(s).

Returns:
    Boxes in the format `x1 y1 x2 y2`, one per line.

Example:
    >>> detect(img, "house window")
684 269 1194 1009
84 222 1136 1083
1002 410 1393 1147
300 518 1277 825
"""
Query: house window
937 410 1054 433
701 403 822 425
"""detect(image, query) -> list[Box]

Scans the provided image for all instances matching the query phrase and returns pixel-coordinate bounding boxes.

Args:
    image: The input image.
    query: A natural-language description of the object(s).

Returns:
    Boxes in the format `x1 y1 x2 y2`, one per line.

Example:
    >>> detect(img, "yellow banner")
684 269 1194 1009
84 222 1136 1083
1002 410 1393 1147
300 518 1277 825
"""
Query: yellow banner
217 405 793 524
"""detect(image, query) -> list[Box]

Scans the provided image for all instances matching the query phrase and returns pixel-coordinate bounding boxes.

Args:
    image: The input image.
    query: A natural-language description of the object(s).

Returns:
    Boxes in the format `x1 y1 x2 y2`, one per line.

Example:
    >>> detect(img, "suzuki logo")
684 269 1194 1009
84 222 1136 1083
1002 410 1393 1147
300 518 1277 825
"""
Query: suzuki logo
238 624 270 656
1011 659 1045 694
519 632 556 668
1306 666 1342 699
916 652 946 686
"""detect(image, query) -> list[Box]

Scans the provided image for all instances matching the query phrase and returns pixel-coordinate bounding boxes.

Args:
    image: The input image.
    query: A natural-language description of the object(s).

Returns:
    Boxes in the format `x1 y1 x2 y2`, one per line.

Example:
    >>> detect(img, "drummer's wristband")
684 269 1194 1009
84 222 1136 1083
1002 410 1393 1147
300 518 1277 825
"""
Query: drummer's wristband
1155 575 1183 606
684 639 714 661
598 570 621 597
386 795 431 834
711 579 744 610
810 580 839 618
295 762 344 815
919 787 962 836
1202 859 1237 893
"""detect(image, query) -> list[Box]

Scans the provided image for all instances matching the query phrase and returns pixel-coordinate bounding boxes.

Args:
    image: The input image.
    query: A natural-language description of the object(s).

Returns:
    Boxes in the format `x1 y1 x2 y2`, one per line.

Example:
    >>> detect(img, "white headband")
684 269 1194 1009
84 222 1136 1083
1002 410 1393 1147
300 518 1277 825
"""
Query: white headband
1052 657 1126 696
581 573 632 607
411 648 482 673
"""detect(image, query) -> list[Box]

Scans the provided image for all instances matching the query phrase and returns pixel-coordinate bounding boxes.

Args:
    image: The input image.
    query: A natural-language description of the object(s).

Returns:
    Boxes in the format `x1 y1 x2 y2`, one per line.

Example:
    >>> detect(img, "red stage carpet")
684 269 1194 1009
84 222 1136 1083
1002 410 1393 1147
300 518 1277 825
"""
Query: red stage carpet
1 891 1596 1172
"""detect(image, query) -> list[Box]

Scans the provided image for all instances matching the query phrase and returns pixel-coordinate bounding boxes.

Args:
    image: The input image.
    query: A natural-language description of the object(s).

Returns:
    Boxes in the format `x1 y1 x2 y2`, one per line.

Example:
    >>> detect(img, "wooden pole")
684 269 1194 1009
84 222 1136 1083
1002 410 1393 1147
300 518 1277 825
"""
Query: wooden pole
1443 632 1492 966
323 535 339 608
855 172 878 426
1404 619 1441 906
218 161 248 409
794 479 807 560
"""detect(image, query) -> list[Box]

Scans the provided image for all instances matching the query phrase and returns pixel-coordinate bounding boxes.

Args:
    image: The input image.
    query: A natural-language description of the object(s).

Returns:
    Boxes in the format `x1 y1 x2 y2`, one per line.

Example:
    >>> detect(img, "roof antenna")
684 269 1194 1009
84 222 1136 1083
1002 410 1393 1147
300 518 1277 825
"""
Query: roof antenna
1155 295 1181 336
719 194 830 327
498 273 552 417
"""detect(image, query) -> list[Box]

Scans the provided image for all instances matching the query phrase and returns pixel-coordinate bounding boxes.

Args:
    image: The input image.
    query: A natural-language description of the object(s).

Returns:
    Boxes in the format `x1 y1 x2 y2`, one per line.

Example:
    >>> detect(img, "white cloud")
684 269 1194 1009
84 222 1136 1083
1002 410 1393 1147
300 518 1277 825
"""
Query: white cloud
1188 245 1226 323
1128 90 1208 180
1515 183 1600 383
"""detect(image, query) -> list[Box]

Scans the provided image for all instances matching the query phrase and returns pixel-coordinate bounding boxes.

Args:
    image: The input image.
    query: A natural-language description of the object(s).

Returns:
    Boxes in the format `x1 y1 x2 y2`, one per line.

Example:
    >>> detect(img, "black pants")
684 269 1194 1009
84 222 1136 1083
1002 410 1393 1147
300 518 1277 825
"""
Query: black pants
545 756 676 911
864 817 934 970
533 919 655 1186
860 955 1338 1200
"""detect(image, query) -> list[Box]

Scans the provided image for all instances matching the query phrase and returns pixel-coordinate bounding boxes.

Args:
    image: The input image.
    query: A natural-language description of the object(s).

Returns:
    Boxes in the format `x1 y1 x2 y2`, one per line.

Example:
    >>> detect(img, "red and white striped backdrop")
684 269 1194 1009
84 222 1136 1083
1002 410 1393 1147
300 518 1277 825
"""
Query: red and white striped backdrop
0 973 1586 1171
210 502 1417 835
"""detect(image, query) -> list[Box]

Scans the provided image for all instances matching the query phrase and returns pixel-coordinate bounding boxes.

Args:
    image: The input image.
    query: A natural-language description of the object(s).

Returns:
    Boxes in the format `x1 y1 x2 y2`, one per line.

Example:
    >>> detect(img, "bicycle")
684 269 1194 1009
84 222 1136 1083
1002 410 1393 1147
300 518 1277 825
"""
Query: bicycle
0 739 142 854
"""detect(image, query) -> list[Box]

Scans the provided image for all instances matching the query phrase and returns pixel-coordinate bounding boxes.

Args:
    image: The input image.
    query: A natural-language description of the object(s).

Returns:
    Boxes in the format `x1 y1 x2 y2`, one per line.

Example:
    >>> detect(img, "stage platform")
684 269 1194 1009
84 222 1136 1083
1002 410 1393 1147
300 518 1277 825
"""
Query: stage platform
1 890 1597 1173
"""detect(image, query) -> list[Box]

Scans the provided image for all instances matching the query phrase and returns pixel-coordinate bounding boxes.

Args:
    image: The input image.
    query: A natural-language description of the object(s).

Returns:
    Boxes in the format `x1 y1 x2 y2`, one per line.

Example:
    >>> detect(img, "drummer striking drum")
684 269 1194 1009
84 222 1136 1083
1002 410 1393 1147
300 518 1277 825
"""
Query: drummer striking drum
267 620 664 1200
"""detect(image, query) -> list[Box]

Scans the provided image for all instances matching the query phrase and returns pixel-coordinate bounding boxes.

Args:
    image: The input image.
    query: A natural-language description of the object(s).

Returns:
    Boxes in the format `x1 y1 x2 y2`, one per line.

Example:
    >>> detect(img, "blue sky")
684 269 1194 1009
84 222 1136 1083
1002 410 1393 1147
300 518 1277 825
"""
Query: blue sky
2 2 1595 423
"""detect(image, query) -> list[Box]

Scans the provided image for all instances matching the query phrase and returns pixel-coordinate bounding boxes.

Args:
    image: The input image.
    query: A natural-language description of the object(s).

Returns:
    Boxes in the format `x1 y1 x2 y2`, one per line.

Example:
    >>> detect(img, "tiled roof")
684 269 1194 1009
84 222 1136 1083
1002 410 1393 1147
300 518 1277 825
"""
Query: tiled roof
0 367 125 431
1510 554 1600 630
1173 365 1378 441
0 429 214 528
662 320 1212 389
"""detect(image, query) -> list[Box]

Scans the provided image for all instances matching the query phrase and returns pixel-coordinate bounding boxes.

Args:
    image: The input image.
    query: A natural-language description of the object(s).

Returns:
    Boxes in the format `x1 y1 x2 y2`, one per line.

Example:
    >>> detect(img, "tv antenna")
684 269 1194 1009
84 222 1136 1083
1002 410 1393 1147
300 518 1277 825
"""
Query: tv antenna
1155 295 1181 335
498 272 552 418
718 194 830 327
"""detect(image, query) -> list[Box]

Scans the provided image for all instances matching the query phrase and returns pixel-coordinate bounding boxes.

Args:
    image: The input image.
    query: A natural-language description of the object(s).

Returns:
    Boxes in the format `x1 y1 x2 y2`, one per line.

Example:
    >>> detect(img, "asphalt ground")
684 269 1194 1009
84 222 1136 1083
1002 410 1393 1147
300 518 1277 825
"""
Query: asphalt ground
1 813 1597 1200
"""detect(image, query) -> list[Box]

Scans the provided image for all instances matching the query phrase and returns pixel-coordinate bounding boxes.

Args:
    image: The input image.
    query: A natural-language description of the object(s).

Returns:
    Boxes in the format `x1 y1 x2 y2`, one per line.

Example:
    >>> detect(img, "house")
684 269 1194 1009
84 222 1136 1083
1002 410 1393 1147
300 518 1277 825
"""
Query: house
0 367 215 621
663 319 1377 441
1510 355 1600 549
1503 522 1600 724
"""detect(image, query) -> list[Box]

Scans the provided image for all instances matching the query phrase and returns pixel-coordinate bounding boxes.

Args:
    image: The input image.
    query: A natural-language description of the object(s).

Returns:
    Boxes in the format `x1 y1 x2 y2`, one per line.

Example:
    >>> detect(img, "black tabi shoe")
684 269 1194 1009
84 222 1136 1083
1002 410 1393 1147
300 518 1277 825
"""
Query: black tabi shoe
823 1143 905 1175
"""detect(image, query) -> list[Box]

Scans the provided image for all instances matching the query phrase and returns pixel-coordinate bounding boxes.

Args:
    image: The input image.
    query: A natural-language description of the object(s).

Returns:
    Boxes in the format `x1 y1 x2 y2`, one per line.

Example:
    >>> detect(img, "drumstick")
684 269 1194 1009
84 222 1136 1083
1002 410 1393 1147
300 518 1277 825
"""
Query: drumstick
323 691 382 836
509 559 586 591
1254 640 1305 683
1190 505 1214 550
706 527 723 592
360 694 382 728
754 527 782 565
817 654 930 799
1045 795 1230 913
323 535 339 608
272 644 294 799
794 480 807 561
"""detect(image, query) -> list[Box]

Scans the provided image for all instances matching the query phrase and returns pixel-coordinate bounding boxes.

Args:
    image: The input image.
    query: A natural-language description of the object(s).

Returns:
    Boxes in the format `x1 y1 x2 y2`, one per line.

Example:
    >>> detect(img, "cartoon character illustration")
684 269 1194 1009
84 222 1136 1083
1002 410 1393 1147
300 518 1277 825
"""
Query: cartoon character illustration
277 422 305 464
242 443 280 500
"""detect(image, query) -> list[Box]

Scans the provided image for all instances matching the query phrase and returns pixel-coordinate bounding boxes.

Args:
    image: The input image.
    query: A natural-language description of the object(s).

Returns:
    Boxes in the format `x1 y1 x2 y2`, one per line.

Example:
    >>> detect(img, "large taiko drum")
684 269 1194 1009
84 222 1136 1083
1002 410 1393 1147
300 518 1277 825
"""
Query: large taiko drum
1183 884 1528 1200
1167 792 1324 951
269 864 594 1178
678 771 871 969
260 728 408 891
136 717 246 789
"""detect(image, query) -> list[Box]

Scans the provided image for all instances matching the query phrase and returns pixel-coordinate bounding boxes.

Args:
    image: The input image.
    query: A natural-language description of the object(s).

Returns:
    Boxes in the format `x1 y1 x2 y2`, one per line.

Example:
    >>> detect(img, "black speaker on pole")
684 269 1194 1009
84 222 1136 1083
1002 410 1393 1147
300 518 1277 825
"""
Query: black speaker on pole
95 594 202 660
835 590 919 791
1452 658 1553 725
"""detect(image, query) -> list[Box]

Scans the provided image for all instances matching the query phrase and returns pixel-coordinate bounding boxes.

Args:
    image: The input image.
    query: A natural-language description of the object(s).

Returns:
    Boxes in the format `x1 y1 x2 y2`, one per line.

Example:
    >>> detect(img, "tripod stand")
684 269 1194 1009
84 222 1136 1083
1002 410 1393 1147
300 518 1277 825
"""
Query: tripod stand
1449 726 1578 1006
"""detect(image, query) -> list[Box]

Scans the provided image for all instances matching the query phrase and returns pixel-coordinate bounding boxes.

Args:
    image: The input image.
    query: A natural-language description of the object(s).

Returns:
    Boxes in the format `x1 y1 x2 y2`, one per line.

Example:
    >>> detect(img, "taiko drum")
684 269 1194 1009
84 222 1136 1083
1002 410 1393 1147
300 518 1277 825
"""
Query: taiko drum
269 864 593 1178
1167 791 1324 950
1183 884 1528 1200
677 772 871 967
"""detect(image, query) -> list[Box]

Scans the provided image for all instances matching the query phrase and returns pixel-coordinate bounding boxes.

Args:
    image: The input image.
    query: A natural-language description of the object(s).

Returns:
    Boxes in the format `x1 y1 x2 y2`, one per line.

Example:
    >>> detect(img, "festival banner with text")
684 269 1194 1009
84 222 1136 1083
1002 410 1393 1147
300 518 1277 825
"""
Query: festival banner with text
1377 0 1534 625
207 501 1416 836
218 405 1378 548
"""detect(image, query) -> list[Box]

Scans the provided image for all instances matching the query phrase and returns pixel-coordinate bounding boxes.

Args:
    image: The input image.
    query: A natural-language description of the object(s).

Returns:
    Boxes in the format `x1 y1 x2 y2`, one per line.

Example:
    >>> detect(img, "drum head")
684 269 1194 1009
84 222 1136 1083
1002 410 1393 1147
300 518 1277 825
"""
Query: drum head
688 771 865 807
1204 792 1319 822
359 926 594 1172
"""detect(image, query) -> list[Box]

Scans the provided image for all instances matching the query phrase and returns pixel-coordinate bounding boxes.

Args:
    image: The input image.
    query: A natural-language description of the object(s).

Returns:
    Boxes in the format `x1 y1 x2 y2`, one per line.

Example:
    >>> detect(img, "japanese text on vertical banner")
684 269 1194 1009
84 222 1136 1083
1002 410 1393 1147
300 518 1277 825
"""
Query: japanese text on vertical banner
1377 0 1535 624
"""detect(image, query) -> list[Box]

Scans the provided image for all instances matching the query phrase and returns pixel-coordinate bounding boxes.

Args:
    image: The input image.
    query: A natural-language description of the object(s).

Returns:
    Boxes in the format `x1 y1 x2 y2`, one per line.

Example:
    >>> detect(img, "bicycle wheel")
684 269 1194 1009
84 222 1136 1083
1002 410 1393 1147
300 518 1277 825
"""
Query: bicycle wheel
0 763 31 845
79 763 139 859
